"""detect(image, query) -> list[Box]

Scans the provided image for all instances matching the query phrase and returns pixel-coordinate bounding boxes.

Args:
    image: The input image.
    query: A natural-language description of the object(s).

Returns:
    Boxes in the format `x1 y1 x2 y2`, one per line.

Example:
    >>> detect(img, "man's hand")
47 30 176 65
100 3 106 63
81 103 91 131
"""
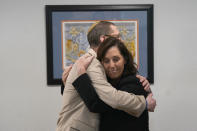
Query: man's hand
146 93 156 112
62 65 73 84
75 54 94 76
136 75 151 93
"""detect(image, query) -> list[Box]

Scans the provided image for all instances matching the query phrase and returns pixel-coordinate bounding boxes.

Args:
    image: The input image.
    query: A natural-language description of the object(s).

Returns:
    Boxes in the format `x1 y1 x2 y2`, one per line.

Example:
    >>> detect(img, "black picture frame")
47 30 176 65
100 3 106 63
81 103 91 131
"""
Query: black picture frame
45 4 154 85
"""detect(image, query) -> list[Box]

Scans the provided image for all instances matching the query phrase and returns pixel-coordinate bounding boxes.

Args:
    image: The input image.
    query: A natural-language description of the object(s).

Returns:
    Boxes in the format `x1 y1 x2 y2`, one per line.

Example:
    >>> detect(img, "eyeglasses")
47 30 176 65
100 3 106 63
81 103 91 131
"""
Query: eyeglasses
104 34 121 39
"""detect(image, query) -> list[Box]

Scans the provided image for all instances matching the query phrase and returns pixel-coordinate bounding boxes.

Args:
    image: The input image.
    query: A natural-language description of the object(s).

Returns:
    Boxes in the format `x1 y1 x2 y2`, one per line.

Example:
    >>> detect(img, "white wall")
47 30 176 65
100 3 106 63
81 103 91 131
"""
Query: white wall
0 0 197 131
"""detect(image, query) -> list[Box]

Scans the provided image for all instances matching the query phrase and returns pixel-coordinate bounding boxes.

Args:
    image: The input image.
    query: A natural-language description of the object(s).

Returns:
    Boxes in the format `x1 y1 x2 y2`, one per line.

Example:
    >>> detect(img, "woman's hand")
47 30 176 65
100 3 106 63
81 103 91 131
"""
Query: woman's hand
62 65 73 84
75 54 94 76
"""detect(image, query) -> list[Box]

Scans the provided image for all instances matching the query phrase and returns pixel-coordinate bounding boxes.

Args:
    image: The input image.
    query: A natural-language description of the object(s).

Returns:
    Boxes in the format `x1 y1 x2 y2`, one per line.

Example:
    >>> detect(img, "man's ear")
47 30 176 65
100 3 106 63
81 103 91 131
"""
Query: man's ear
100 35 105 43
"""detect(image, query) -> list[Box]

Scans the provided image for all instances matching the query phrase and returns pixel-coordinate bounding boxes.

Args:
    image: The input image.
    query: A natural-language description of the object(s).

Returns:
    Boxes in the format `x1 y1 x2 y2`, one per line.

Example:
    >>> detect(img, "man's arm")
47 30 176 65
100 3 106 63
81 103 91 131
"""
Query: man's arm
86 59 146 117
73 73 113 113
63 54 156 116
72 74 151 115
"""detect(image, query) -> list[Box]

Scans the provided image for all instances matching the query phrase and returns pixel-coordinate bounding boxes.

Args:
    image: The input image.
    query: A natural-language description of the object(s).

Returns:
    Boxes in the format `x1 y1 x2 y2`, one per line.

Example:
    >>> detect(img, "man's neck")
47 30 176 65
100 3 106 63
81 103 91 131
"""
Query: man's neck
91 46 99 53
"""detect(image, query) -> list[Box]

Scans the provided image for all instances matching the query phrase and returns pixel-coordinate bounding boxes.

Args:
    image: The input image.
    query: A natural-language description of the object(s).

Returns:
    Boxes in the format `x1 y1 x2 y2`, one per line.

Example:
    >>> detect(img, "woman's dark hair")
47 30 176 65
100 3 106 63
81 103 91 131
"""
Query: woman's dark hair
97 37 138 77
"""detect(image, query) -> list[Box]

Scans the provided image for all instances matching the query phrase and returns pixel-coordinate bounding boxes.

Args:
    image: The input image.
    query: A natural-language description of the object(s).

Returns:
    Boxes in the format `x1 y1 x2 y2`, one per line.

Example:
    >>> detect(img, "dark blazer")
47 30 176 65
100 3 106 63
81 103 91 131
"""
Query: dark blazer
60 82 64 95
73 74 149 131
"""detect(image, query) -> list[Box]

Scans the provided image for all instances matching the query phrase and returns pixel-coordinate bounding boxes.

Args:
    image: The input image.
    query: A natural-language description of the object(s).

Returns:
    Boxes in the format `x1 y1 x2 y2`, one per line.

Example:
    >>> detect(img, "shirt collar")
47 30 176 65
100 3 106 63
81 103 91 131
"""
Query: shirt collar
87 48 97 57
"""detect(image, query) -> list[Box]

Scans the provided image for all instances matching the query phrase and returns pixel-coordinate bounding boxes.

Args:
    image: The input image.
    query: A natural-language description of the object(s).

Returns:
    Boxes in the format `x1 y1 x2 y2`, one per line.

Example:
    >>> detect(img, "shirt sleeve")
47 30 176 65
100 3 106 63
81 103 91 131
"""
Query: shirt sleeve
73 73 113 113
85 59 146 117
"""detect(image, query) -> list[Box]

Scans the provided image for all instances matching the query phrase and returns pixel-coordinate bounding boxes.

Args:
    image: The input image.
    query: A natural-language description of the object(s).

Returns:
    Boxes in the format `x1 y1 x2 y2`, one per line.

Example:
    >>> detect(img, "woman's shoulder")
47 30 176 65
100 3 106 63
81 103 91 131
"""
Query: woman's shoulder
119 75 146 95
120 75 141 85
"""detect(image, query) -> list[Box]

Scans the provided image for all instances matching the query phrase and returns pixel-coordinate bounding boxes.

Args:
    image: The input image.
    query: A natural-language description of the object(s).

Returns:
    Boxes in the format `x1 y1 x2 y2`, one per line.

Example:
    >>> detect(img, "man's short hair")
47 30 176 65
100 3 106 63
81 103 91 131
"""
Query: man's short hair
87 21 115 48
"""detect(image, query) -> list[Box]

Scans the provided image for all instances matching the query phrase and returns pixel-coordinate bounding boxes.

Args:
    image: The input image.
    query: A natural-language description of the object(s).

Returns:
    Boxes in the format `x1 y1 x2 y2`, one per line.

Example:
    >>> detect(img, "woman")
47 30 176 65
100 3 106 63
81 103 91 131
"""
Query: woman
72 37 150 131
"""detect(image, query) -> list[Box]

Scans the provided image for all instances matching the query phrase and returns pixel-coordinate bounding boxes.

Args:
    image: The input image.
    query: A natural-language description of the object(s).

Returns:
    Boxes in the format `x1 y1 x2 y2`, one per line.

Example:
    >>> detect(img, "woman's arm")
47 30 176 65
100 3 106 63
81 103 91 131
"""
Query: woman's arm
73 73 113 113
60 82 65 95
61 65 73 95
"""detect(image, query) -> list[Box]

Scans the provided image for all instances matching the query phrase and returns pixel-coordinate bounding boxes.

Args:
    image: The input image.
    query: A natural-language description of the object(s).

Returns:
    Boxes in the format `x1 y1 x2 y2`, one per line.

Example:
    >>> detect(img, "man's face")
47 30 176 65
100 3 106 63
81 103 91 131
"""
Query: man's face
109 25 120 39
100 25 121 43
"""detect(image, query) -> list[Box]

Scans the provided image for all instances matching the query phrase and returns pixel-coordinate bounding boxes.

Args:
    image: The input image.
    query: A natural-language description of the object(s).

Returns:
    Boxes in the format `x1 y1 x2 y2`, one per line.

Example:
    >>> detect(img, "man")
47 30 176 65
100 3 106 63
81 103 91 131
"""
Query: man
56 21 156 131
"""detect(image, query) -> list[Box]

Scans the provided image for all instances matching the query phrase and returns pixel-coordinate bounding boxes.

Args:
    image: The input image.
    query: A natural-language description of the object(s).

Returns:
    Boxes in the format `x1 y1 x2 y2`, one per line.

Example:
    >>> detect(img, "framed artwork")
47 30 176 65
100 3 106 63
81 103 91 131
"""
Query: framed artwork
45 4 154 85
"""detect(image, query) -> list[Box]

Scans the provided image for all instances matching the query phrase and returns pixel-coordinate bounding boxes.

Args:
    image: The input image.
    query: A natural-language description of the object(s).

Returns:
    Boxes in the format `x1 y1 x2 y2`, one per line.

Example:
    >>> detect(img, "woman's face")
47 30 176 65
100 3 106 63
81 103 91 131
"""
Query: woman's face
102 46 125 80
